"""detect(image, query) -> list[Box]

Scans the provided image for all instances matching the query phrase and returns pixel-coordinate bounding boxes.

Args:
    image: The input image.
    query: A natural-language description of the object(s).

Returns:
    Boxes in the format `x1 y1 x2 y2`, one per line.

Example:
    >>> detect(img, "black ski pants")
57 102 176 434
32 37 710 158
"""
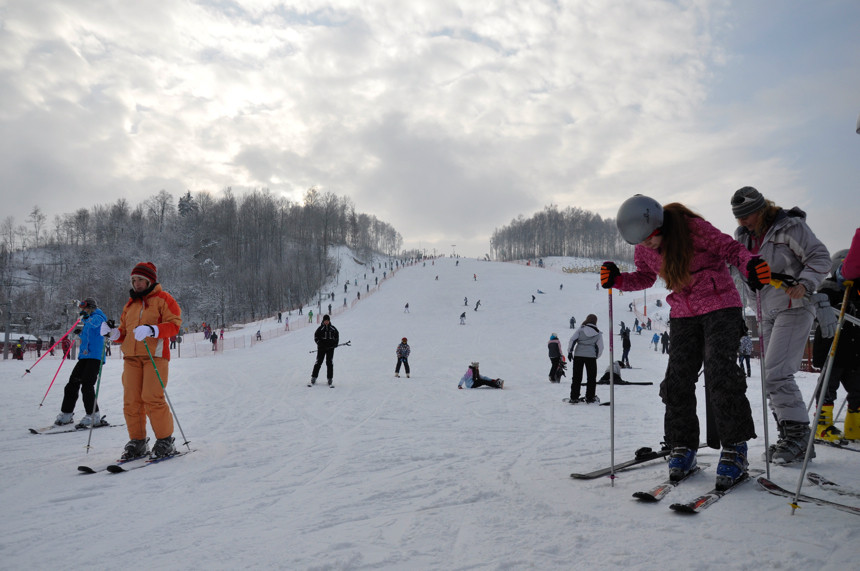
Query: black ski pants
661 307 756 449
570 356 597 401
395 358 410 375
61 359 102 414
312 347 335 380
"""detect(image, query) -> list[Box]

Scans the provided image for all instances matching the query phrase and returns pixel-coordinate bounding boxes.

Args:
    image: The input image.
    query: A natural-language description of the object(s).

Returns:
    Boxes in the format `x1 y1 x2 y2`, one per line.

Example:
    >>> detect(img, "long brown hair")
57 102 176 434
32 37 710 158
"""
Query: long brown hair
659 203 703 291
751 201 780 238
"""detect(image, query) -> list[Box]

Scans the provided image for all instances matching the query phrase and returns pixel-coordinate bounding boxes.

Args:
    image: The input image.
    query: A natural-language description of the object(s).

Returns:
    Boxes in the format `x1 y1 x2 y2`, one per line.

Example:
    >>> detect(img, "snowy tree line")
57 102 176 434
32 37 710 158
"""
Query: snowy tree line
490 205 633 262
0 188 401 335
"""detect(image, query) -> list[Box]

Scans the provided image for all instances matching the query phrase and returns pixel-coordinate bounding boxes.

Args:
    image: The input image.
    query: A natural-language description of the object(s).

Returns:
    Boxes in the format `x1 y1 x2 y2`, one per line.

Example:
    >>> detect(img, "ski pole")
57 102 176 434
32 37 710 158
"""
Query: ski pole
143 341 191 451
755 290 771 480
38 340 74 407
608 287 616 486
85 336 109 453
308 340 351 353
23 318 81 378
791 281 854 515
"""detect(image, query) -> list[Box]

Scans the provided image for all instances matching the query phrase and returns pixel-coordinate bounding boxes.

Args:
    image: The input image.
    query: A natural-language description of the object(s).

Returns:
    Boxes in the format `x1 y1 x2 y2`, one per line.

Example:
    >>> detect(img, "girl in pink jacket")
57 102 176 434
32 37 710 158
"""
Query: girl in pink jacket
601 196 770 492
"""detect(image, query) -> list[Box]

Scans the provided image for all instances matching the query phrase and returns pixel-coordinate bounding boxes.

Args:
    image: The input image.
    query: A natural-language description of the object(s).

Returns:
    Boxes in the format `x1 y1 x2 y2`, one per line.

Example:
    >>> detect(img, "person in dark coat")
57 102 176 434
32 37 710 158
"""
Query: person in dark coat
310 315 339 386
547 334 564 383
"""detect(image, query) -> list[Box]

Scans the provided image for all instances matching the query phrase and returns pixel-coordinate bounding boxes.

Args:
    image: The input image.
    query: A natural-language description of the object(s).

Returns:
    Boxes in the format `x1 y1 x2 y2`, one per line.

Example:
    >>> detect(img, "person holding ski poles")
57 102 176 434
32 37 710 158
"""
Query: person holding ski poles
731 186 831 463
395 337 411 378
310 314 339 386
601 195 769 491
102 262 182 461
54 298 108 427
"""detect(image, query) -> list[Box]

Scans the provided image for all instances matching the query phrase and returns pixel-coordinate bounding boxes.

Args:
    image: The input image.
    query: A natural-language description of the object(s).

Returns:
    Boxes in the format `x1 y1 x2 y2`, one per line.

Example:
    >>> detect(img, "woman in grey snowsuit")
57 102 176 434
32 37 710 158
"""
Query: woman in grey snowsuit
731 186 831 463
566 314 604 403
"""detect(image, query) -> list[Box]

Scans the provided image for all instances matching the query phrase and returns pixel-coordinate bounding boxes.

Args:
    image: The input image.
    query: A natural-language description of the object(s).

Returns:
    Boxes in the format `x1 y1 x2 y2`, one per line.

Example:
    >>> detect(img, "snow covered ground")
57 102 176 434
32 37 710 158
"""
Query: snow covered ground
1 256 857 570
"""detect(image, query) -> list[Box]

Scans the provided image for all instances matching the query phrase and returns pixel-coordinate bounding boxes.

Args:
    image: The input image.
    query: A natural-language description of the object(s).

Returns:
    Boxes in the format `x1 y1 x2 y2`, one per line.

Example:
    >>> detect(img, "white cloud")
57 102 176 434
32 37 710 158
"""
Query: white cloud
1 0 857 257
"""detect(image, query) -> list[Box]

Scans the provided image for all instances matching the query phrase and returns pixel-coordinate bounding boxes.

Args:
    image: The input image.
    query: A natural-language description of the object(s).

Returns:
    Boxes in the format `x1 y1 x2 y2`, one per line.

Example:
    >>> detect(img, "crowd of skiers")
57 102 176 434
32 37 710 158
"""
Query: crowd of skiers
33 186 858 492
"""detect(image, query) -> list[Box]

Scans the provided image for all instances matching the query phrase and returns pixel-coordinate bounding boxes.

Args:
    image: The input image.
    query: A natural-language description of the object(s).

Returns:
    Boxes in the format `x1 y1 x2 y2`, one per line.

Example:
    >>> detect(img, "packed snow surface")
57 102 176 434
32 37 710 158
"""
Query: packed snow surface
2 256 857 570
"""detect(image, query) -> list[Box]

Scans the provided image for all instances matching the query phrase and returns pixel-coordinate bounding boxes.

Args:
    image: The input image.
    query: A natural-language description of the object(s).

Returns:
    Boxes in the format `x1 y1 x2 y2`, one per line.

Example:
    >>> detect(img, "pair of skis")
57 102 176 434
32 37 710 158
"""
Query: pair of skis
78 450 192 474
29 420 123 435
571 447 859 515
629 462 762 513
570 445 760 514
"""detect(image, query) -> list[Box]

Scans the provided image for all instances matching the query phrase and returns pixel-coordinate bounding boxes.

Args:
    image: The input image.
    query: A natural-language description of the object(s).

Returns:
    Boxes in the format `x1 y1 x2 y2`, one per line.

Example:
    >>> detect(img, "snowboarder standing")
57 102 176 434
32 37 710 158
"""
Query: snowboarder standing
660 331 670 354
602 195 766 490
569 316 576 329
310 314 339 387
395 337 411 378
566 314 604 403
651 332 660 351
547 333 564 383
731 186 831 463
54 298 107 427
459 312 466 325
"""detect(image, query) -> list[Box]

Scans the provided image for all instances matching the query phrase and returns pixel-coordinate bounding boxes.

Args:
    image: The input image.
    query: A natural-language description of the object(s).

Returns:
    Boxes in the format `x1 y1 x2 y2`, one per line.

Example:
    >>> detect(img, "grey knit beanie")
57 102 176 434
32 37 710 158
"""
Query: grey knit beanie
731 186 766 218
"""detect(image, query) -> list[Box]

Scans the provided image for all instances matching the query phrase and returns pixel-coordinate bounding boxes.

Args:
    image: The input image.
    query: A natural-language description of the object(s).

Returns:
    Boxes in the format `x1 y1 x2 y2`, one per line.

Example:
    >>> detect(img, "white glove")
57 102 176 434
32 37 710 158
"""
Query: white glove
133 325 159 341
810 293 837 338
100 322 121 341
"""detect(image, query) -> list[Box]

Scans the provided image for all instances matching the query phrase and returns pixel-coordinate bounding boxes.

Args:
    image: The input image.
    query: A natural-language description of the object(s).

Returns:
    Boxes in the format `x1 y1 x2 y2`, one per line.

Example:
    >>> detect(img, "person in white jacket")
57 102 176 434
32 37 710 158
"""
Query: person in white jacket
567 314 604 404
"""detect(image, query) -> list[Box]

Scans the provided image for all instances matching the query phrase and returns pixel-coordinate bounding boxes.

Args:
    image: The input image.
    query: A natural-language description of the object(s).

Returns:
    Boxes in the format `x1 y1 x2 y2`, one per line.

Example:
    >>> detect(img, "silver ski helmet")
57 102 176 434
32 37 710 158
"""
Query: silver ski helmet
616 194 663 245
831 249 849 274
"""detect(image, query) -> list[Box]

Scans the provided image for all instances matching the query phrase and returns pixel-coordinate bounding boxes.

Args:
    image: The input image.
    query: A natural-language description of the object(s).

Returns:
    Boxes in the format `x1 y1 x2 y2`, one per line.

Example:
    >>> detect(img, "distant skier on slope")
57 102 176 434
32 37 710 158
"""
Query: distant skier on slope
310 315 339 387
395 337 411 378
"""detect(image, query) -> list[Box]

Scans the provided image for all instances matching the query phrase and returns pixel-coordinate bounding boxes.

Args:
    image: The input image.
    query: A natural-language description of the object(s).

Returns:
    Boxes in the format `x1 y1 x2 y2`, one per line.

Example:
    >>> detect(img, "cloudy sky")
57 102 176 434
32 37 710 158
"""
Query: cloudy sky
1 0 858 257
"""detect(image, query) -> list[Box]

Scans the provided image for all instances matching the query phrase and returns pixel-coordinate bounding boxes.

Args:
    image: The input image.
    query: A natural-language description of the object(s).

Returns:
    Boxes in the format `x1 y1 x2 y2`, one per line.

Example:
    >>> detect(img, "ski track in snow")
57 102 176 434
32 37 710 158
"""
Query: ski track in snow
1 255 858 570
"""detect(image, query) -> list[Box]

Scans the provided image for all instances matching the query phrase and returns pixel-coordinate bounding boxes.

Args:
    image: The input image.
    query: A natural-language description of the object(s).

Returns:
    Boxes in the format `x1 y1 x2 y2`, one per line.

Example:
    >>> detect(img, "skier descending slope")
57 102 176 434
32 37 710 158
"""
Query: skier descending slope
601 195 770 491
310 315 339 387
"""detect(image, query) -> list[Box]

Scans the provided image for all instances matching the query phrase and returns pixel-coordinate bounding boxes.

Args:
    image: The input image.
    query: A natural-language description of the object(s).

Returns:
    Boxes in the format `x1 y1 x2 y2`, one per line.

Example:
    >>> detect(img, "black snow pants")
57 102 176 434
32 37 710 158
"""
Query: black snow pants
660 307 756 449
61 359 102 414
312 347 335 380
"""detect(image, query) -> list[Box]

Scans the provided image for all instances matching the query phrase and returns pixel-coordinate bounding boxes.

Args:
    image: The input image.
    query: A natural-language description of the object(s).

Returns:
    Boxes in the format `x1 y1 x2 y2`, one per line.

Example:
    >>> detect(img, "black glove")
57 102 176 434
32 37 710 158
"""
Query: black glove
107 319 116 329
73 327 82 335
746 258 771 291
567 352 573 361
601 262 620 289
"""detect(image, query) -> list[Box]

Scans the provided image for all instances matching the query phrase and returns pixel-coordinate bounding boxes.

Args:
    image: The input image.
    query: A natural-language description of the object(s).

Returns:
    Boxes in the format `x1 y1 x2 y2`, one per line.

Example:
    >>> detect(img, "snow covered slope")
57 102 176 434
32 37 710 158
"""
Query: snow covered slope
1 257 856 570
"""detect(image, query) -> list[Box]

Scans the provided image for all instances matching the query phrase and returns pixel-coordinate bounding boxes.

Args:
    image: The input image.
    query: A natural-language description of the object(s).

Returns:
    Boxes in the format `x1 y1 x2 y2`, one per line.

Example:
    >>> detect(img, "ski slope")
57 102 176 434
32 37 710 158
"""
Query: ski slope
1 256 857 570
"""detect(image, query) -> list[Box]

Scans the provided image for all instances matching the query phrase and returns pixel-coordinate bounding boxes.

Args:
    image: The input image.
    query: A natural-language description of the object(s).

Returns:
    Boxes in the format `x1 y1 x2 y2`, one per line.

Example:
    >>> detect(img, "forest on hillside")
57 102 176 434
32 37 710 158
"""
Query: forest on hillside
0 187 401 336
490 205 633 262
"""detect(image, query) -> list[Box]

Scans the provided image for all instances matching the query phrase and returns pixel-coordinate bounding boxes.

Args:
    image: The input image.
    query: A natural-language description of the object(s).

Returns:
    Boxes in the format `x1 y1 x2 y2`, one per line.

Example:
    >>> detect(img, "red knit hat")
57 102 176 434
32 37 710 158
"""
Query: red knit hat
131 262 157 283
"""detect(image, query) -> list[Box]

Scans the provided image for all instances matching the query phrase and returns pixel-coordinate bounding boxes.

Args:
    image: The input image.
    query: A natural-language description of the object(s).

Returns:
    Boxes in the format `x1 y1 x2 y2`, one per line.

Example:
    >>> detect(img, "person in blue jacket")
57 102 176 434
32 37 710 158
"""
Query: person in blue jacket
458 362 504 389
54 298 108 427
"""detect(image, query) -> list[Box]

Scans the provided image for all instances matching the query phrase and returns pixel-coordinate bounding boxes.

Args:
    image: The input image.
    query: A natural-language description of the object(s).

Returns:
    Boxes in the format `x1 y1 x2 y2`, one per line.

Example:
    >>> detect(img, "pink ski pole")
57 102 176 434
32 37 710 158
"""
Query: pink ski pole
23 318 81 377
38 340 74 407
